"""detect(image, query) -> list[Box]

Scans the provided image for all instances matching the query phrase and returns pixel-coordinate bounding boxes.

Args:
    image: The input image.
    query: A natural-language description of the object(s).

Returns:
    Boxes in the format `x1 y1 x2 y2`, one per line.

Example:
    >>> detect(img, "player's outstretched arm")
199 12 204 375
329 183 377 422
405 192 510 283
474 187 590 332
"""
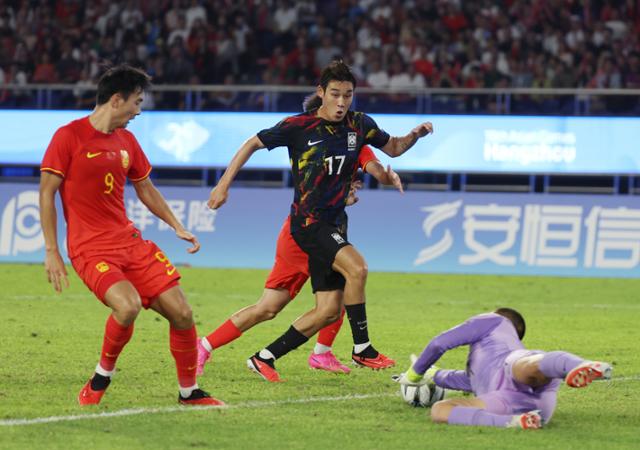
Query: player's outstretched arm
381 122 433 158
133 177 200 253
39 172 69 293
364 160 404 193
207 135 266 210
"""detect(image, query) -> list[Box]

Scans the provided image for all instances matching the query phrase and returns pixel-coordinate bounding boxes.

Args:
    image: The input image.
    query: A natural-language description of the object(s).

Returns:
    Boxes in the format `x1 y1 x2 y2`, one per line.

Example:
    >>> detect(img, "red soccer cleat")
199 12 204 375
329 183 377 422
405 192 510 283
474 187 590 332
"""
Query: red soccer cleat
247 355 283 382
78 378 109 406
566 361 612 388
352 352 396 370
179 388 225 406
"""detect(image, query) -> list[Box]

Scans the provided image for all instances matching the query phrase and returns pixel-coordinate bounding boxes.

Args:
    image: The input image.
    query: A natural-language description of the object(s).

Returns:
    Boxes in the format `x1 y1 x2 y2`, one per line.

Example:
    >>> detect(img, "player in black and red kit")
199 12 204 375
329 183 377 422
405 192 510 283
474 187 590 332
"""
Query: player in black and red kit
208 61 433 381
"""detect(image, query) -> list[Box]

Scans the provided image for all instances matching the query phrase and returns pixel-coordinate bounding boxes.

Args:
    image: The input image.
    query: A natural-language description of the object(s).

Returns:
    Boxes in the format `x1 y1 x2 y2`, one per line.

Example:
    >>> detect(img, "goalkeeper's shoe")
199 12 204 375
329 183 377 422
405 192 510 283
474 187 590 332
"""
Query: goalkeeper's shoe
508 410 543 430
78 376 110 406
352 351 396 370
179 388 224 406
196 338 211 376
308 351 351 374
565 361 612 388
247 354 282 382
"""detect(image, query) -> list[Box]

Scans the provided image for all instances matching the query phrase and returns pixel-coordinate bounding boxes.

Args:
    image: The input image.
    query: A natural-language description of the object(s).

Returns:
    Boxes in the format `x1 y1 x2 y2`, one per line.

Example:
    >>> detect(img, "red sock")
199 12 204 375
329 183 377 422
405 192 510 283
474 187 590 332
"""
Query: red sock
170 325 198 388
99 315 134 372
205 319 242 350
317 308 345 347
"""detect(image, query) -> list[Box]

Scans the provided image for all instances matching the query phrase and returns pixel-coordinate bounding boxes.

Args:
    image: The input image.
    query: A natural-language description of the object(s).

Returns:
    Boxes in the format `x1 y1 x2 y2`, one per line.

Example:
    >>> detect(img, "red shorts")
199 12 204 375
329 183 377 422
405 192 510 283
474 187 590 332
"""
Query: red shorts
264 217 309 298
71 236 181 308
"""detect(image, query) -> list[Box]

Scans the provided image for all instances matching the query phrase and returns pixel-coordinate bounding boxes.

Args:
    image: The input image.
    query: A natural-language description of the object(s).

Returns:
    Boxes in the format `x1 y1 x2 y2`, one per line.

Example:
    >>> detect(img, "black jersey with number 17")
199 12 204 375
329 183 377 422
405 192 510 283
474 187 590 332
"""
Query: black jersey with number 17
257 109 390 232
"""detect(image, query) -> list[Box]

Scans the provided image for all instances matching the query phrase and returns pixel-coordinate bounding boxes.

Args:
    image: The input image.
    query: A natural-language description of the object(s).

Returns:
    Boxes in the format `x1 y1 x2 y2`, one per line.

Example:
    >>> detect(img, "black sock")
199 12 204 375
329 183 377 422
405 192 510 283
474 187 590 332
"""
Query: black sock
264 326 309 360
346 303 379 358
345 303 370 345
354 345 379 358
90 373 111 391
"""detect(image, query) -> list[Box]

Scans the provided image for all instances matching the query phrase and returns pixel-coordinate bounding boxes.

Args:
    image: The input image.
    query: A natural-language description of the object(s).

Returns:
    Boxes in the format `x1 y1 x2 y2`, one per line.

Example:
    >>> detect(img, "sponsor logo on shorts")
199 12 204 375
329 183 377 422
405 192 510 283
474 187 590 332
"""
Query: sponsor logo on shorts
96 262 110 273
347 132 357 150
331 232 345 244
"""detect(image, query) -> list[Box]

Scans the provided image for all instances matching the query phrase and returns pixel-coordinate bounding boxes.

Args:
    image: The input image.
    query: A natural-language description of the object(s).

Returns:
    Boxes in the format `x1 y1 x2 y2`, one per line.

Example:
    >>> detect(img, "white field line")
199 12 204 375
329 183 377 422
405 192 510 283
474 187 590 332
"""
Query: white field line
0 392 397 427
2 375 639 427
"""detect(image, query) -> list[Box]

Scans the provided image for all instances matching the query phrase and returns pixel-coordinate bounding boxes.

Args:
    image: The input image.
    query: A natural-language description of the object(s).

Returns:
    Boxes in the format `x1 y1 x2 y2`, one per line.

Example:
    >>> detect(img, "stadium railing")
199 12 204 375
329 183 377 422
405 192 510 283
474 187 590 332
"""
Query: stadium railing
2 84 640 116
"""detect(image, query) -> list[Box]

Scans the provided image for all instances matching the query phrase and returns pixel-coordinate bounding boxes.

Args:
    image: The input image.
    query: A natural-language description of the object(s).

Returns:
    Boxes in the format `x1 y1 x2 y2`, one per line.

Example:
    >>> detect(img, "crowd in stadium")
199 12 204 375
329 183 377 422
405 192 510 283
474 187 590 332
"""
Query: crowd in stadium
1 0 639 112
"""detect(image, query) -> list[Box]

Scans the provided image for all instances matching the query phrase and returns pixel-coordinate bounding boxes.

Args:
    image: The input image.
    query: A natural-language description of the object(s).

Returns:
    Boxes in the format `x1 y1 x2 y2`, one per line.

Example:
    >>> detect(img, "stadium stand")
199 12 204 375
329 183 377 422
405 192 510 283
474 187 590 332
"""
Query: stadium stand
0 0 638 193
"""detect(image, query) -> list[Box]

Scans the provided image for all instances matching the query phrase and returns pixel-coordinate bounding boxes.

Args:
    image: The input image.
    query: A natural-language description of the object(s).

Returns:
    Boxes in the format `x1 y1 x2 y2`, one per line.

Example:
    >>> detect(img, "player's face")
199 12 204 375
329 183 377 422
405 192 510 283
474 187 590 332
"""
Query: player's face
115 89 144 128
317 81 354 121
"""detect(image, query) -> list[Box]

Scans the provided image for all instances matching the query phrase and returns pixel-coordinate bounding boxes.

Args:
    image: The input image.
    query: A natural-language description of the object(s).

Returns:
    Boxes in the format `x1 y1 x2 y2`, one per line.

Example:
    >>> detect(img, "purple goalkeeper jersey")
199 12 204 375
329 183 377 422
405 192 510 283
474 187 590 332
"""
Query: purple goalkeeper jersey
413 313 526 396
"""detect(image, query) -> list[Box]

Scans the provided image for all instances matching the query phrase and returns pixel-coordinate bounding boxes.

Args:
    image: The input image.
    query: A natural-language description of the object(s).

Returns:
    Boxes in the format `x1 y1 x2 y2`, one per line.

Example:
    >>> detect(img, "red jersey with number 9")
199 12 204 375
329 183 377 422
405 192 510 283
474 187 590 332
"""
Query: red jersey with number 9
41 116 152 258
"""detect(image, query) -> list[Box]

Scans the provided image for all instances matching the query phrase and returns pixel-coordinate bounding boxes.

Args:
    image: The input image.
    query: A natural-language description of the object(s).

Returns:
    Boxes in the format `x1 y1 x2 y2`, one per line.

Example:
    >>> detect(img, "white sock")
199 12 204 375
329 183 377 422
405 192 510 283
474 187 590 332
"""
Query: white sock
179 383 198 398
259 349 275 360
353 342 371 355
314 343 331 355
200 337 213 352
95 363 114 378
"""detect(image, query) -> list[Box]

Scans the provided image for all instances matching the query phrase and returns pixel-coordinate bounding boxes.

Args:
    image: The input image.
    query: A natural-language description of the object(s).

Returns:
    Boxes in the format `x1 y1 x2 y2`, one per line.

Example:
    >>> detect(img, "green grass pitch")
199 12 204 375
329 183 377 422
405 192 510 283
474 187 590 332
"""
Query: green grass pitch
0 264 638 449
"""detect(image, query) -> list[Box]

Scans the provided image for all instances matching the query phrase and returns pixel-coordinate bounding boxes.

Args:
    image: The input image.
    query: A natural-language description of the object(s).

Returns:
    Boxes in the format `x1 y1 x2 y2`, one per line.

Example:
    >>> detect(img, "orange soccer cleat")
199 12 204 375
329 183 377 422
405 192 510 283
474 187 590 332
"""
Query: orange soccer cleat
78 377 110 406
247 355 283 382
566 361 612 388
352 351 396 370
179 389 225 406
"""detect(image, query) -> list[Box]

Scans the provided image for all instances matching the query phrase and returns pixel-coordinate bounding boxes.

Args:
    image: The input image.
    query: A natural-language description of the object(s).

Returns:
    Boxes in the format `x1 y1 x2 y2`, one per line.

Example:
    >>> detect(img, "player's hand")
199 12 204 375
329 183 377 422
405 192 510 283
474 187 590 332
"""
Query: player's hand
346 180 363 206
207 185 228 210
385 165 404 193
412 122 433 138
44 249 69 293
176 229 200 254
391 354 427 386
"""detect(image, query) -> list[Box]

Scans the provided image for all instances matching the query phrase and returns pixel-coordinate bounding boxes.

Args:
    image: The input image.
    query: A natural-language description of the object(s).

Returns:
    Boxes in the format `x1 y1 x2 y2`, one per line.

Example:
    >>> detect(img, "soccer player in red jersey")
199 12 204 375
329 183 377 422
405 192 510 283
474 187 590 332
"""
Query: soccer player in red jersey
197 145 404 376
39 64 223 406
208 61 433 381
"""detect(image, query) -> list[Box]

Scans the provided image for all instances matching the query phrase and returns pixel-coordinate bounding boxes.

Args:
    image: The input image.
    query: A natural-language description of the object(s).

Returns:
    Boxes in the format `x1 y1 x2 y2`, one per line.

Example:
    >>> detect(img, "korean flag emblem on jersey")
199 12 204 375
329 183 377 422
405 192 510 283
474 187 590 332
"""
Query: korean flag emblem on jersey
347 132 357 150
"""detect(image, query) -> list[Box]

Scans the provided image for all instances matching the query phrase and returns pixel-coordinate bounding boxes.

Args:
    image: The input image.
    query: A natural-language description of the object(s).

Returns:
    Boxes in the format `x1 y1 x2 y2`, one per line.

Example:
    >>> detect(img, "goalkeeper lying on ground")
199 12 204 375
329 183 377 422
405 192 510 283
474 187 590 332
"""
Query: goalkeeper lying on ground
396 308 612 429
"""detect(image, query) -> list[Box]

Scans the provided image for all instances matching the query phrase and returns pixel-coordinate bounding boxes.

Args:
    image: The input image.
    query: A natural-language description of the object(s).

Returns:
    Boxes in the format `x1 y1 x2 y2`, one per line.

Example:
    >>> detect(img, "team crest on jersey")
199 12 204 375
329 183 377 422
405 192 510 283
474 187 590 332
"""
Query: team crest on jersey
347 132 357 150
120 150 130 168
95 262 110 273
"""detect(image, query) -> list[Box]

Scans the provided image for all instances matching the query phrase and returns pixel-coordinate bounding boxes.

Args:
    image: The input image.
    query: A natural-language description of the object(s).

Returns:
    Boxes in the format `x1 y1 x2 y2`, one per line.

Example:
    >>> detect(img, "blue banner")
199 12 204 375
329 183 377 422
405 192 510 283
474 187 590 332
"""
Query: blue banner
1 110 640 174
1 183 639 278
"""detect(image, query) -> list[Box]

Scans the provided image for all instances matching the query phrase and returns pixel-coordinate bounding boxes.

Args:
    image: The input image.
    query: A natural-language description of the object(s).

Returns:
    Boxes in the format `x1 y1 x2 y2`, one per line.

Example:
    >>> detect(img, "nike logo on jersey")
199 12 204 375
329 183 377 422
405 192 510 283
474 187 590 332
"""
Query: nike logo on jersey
87 151 103 158
307 139 324 146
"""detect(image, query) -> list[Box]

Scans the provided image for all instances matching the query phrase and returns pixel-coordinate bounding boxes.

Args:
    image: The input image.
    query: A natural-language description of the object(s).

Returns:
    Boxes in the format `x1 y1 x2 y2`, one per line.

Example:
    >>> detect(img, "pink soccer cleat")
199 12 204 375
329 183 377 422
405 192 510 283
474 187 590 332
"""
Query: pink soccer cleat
196 338 211 376
308 351 351 374
566 361 612 388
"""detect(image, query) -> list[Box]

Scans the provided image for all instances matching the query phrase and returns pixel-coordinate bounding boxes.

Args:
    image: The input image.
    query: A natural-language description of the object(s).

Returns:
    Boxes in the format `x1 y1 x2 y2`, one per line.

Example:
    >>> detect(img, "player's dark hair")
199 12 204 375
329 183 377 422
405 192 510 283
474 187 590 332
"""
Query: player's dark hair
495 307 526 340
303 60 357 112
96 64 151 105
319 60 357 90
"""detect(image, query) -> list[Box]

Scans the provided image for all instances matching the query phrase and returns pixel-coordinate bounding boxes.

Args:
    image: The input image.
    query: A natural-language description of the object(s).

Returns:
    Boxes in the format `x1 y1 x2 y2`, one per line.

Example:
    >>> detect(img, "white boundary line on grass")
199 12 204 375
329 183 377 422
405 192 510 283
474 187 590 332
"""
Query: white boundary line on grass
0 392 397 427
3 375 639 427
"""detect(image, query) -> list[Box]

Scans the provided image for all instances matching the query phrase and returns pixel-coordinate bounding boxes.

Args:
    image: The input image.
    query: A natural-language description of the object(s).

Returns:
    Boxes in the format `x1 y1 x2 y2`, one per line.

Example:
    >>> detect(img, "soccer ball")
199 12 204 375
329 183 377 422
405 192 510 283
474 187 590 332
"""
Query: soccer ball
400 382 445 408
